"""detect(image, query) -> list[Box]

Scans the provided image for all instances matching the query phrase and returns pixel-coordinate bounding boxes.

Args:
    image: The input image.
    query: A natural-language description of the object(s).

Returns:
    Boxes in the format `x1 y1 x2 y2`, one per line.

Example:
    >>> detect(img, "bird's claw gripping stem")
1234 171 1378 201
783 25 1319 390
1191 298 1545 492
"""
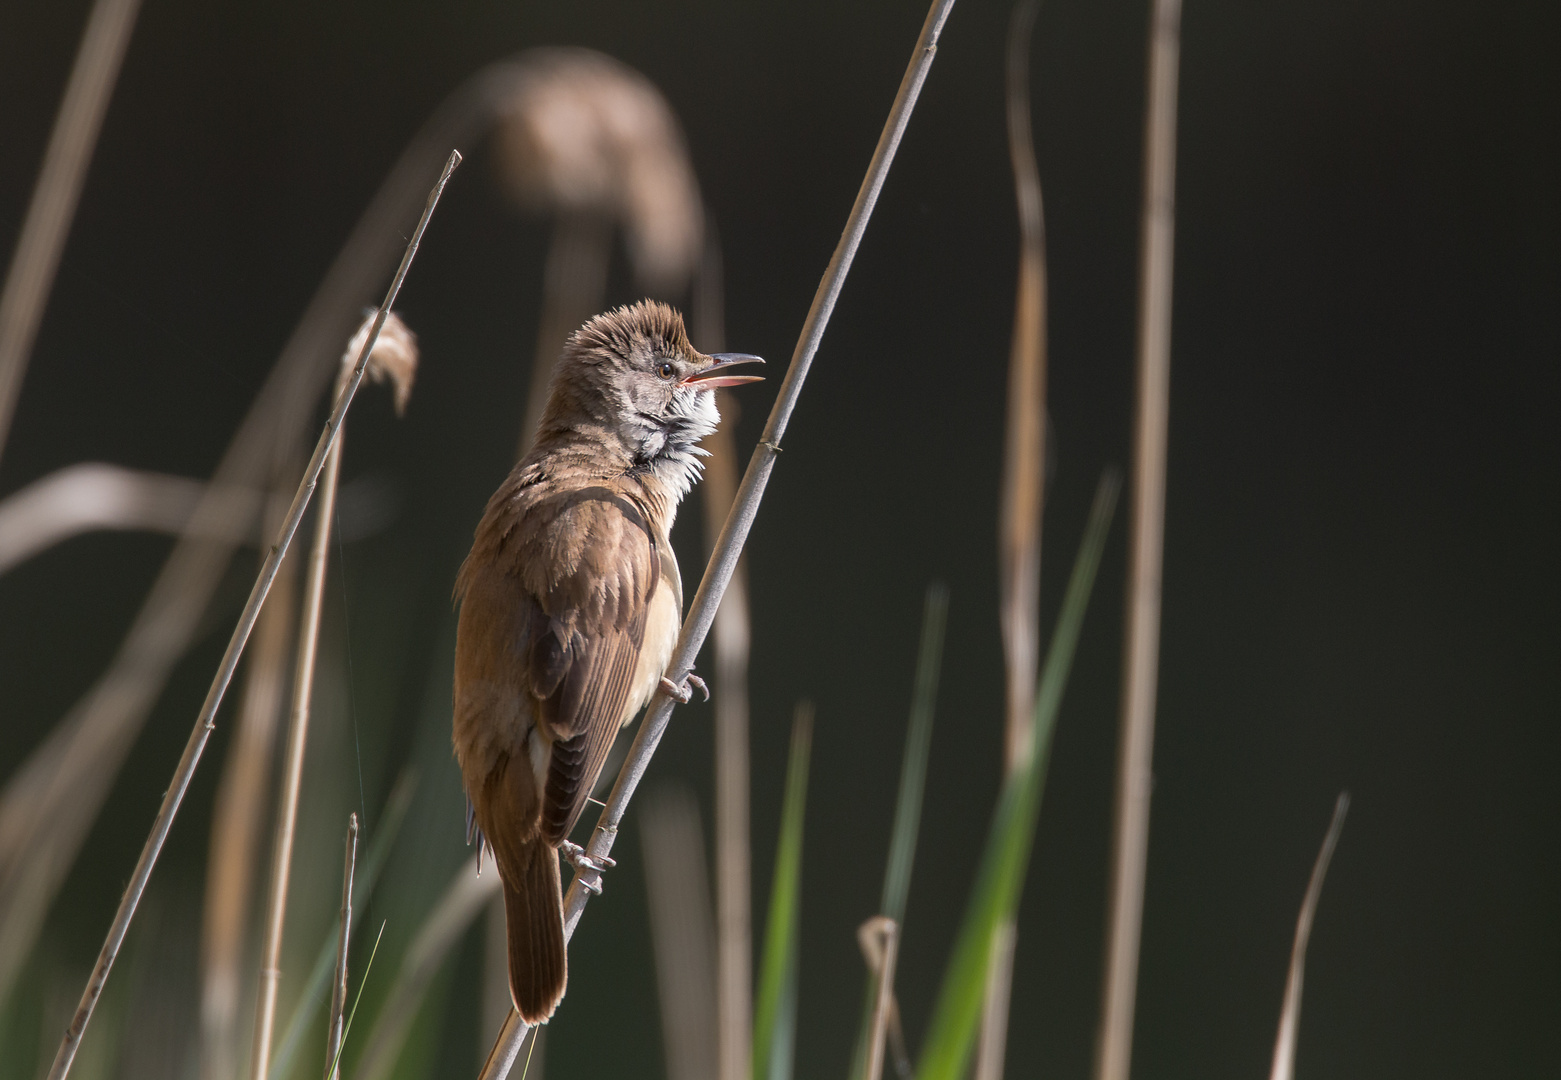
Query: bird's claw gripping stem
560 840 615 894
659 672 710 704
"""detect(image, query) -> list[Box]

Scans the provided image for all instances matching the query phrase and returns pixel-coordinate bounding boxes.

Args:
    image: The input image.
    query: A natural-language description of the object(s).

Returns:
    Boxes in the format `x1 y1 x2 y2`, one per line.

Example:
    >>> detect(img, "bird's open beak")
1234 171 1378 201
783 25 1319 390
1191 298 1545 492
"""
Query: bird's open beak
681 353 765 389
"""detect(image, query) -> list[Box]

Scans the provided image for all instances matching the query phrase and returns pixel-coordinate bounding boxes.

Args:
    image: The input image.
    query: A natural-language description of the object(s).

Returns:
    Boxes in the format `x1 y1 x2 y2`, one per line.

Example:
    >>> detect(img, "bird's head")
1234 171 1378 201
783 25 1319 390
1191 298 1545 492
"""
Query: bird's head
541 300 763 495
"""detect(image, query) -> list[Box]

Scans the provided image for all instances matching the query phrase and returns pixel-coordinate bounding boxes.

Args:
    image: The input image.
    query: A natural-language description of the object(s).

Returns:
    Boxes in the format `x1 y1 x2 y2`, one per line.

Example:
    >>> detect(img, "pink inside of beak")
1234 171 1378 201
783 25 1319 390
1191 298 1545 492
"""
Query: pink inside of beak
683 373 766 389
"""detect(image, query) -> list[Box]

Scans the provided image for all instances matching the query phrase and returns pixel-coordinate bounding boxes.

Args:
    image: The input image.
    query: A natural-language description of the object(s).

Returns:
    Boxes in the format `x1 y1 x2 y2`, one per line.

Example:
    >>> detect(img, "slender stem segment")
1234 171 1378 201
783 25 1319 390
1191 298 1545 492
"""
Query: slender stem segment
325 815 360 1080
250 408 347 1080
0 0 143 467
1269 793 1349 1080
860 917 902 1080
476 2 958 1073
1095 0 1182 1077
45 149 461 1080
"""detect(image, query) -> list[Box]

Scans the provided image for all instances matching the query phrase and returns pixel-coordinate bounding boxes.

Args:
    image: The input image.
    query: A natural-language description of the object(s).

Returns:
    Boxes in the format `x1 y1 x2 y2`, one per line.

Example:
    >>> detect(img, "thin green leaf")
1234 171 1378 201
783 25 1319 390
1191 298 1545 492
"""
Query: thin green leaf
849 583 949 1080
917 472 1120 1080
752 704 813 1080
326 920 387 1080
268 770 418 1080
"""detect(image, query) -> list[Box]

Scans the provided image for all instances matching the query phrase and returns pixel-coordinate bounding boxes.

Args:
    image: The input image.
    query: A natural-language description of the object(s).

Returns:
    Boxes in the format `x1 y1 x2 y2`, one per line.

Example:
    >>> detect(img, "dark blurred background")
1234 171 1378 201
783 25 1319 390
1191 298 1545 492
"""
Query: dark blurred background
1 0 1558 1078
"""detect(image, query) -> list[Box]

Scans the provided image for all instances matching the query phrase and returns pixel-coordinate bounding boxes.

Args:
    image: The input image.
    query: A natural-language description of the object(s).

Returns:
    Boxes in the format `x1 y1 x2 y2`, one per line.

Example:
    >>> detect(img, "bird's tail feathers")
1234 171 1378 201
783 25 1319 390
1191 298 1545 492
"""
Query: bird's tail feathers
504 840 567 1025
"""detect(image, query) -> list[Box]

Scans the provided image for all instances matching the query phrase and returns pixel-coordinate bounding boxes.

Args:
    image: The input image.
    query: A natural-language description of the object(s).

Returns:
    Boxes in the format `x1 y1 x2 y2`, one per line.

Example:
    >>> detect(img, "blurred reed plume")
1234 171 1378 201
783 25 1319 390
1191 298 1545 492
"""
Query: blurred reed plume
0 0 143 467
493 48 704 449
1270 794 1350 1080
1095 0 1183 1076
250 311 420 1080
977 1 1049 1076
693 219 755 1080
640 787 719 1080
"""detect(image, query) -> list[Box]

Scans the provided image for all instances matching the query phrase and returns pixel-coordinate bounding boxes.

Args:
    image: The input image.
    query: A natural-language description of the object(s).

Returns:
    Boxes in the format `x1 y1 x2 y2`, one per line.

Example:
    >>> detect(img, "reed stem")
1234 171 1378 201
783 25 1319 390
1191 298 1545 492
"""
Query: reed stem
1095 0 1182 1076
325 815 360 1080
475 2 958 1072
44 150 460 1080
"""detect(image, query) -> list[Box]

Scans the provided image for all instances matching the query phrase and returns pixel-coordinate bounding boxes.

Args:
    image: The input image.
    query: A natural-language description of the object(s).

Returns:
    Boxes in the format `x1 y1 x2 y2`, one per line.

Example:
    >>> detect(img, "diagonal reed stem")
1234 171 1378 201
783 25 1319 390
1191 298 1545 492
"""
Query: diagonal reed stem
0 0 143 467
45 149 461 1080
325 815 360 1080
476 3 959 1075
1095 0 1183 1076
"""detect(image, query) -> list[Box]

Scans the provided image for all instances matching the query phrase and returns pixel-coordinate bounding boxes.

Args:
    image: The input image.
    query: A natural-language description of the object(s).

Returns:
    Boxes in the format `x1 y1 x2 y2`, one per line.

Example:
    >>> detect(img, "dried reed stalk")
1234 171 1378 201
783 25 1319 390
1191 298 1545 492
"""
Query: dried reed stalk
1269 793 1349 1080
0 0 143 465
0 57 550 1003
325 815 360 1080
200 514 297 1080
0 464 264 576
641 787 719 1080
976 1 1049 1077
1095 0 1183 1077
250 310 418 1080
693 220 754 1080
477 2 960 1074
858 917 902 1080
45 151 459 1080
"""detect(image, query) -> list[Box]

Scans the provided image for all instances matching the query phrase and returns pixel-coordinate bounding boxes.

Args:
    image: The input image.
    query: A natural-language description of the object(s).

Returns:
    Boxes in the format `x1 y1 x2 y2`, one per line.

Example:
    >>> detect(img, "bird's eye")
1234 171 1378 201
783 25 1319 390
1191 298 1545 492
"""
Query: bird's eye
657 361 676 380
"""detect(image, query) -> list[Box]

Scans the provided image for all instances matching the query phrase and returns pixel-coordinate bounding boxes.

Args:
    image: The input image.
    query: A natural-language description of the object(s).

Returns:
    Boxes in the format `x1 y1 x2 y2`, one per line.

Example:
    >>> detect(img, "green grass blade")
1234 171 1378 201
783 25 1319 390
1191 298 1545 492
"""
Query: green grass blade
267 769 418 1080
325 920 386 1080
916 472 1120 1080
848 583 950 1080
752 704 813 1080
882 582 950 924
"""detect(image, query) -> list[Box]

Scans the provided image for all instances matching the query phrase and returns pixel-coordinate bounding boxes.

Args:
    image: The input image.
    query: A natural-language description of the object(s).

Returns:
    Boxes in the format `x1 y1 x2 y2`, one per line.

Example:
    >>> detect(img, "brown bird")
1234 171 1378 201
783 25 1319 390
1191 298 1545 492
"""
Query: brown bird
453 300 763 1024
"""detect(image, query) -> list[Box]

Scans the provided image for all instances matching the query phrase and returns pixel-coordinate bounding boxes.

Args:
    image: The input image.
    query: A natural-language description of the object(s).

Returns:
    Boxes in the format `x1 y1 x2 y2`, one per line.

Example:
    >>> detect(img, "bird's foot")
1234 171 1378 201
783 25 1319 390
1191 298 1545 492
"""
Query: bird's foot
659 672 710 704
559 839 616 889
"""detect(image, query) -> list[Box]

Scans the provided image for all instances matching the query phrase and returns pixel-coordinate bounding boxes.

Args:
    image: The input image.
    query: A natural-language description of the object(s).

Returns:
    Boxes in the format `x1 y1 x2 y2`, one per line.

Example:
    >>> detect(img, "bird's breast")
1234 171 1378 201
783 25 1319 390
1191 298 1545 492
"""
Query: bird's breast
626 544 682 726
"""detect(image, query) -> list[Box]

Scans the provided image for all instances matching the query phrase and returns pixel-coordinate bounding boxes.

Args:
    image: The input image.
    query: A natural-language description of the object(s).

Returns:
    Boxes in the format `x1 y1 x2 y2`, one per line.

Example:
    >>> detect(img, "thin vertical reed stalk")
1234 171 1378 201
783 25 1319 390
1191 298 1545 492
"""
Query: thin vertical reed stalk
1269 793 1349 1080
1094 0 1183 1077
476 5 959 1075
978 2 1049 1076
46 151 459 1080
200 517 297 1080
250 309 418 1080
325 815 359 1080
267 770 418 1080
694 219 754 1080
0 0 142 466
858 917 901 1080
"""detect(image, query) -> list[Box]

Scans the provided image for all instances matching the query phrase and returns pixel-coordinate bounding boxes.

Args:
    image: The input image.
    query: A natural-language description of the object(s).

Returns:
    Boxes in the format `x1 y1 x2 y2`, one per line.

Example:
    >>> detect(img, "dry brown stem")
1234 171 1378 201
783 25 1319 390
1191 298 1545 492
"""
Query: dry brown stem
1095 0 1183 1077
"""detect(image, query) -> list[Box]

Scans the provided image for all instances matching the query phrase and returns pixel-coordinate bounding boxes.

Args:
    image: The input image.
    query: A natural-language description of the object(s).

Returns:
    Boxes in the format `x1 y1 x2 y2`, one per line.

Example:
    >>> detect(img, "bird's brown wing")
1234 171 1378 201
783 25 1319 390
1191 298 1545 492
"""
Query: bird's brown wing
519 486 661 846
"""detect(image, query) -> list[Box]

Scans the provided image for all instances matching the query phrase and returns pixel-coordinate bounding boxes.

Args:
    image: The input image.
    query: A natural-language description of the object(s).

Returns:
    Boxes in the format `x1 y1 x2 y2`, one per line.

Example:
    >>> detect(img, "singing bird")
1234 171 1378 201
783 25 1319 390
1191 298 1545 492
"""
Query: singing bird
453 301 763 1023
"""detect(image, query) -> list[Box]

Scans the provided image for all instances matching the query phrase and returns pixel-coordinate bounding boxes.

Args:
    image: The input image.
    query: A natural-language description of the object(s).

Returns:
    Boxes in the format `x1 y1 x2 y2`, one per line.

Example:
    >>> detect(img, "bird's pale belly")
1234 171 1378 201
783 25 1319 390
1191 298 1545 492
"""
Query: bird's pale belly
625 571 681 726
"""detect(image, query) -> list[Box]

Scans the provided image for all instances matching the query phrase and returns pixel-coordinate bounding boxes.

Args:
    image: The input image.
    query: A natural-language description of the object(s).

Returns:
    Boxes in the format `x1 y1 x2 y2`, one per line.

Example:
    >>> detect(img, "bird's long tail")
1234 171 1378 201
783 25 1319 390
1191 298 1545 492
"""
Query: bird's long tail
504 840 567 1024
